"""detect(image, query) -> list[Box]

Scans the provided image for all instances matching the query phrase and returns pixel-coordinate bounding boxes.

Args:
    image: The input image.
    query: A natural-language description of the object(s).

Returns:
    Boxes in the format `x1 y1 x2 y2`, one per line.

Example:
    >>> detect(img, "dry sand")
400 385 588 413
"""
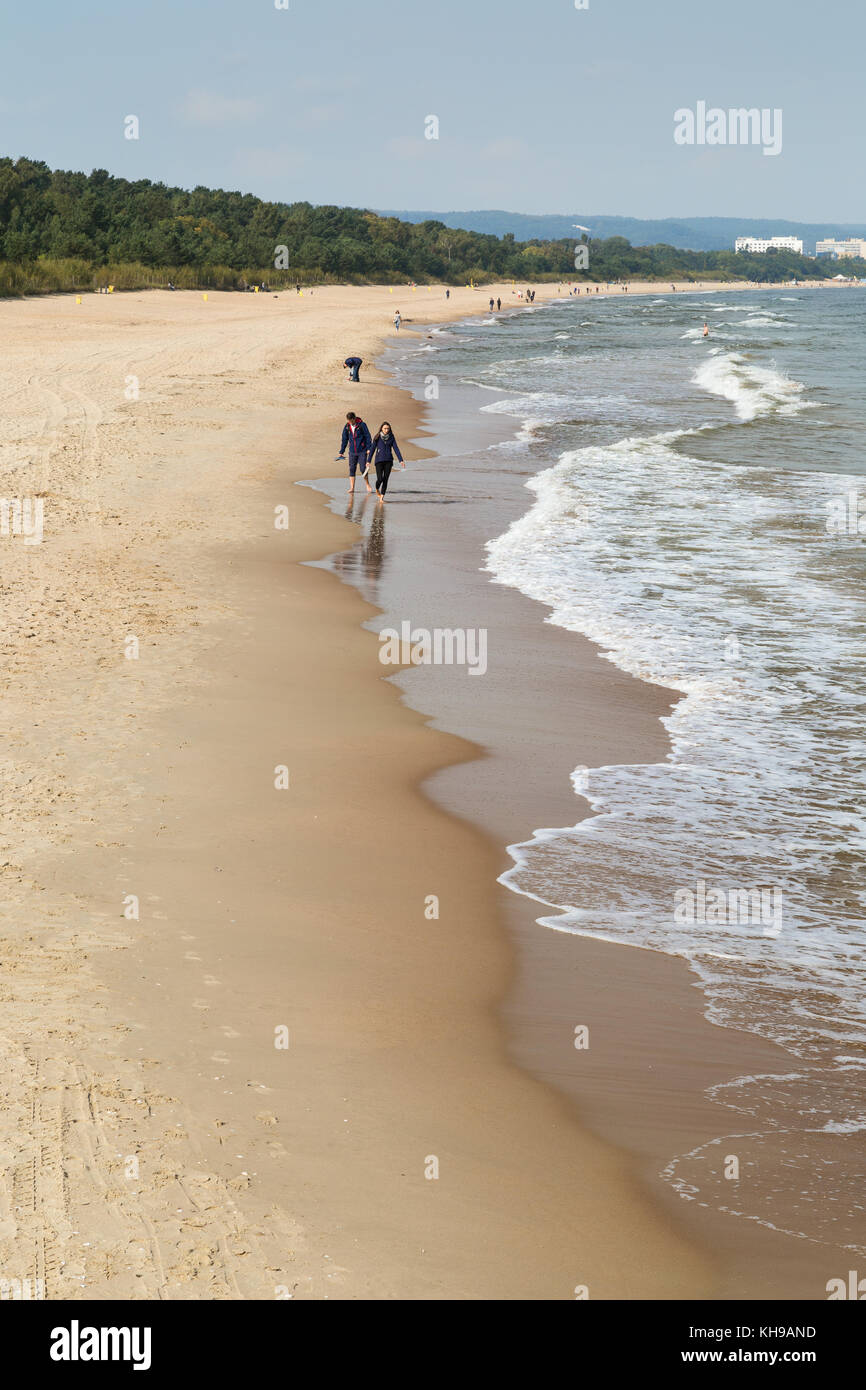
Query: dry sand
0 278 843 1299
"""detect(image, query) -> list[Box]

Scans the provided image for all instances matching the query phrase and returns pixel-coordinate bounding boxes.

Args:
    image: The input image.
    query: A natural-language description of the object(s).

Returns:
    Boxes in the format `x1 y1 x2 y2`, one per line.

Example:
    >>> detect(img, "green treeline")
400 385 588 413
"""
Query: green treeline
0 156 863 295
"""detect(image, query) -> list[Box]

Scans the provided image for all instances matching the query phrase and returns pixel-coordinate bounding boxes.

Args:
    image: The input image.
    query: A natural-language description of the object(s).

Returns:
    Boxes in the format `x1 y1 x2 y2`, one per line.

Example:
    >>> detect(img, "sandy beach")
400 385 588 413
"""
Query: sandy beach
0 278 853 1299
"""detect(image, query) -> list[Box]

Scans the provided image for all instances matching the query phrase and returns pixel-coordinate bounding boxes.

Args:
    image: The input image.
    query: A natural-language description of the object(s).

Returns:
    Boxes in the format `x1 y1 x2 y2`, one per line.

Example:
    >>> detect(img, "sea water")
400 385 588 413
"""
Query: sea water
395 288 866 1253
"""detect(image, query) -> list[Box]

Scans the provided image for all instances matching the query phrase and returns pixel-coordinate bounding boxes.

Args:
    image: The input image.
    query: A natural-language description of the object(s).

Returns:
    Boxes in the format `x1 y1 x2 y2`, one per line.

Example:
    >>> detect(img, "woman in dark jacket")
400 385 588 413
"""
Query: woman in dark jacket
368 422 405 502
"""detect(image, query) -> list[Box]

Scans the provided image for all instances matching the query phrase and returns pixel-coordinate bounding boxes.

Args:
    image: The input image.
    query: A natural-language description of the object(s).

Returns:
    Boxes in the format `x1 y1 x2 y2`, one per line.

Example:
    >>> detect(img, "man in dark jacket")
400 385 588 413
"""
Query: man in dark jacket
338 412 373 493
344 355 363 381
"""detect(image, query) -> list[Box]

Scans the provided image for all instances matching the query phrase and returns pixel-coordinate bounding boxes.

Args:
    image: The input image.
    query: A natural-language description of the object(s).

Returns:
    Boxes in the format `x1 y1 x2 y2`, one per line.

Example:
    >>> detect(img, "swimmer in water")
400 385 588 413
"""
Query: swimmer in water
703 321 709 337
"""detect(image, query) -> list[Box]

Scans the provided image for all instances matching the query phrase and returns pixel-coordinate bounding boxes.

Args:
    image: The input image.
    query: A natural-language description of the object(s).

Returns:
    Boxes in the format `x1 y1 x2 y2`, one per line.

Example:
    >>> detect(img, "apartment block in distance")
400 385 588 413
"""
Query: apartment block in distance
735 235 805 254
815 237 866 259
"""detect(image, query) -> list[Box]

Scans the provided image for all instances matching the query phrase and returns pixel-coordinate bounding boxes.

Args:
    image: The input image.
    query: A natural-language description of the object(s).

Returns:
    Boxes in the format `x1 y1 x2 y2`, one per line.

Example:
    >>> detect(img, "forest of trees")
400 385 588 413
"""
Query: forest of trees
0 157 863 296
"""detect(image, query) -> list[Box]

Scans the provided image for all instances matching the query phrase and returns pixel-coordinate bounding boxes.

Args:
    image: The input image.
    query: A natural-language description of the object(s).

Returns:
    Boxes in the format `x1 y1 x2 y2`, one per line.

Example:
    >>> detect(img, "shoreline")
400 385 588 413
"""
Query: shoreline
315 284 857 1295
0 281 845 1298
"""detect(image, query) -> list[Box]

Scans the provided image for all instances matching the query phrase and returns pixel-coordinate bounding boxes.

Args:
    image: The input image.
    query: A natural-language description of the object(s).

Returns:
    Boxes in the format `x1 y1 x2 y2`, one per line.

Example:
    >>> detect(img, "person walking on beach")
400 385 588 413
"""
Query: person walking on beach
496 297 501 310
368 421 405 503
489 297 495 311
394 310 401 331
446 289 450 300
338 411 373 494
344 355 363 382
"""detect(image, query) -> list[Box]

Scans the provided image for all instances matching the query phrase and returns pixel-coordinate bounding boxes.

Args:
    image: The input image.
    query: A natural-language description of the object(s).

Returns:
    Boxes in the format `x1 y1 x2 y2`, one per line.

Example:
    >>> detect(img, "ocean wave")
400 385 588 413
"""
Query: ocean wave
743 314 795 327
485 430 866 1064
480 391 581 424
693 350 813 420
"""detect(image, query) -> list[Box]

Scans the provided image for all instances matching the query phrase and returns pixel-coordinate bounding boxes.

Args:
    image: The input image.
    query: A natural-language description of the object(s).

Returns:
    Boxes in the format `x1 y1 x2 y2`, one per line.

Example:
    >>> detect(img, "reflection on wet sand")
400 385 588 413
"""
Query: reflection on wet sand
330 494 387 597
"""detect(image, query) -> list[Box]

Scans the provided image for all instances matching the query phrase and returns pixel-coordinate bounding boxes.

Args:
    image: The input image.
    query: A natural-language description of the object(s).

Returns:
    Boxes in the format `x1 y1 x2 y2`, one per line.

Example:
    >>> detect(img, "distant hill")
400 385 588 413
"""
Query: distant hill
378 211 866 254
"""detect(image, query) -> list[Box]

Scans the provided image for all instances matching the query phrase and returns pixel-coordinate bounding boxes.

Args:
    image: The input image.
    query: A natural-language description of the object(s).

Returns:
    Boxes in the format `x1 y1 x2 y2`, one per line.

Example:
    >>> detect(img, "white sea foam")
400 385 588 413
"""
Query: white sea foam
743 314 795 328
692 350 812 420
480 391 579 425
485 428 866 1059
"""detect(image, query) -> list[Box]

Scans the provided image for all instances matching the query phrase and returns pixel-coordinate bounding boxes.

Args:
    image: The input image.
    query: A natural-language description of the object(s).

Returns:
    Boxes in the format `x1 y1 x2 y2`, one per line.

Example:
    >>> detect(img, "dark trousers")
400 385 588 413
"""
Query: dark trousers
375 460 394 495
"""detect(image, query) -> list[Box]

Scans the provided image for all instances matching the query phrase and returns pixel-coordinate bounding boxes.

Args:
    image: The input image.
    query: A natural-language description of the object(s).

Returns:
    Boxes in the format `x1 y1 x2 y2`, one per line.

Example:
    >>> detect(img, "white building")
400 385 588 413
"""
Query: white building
735 235 804 254
815 237 866 260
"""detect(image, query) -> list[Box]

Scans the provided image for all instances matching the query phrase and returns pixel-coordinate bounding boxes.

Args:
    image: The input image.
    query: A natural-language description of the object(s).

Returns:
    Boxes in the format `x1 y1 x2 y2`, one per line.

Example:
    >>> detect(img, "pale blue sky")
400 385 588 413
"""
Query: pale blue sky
2 0 862 219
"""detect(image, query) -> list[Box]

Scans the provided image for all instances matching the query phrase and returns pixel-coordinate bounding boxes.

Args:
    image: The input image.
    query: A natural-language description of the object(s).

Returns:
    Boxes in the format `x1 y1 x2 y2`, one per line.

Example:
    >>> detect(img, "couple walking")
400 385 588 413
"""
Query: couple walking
339 411 405 501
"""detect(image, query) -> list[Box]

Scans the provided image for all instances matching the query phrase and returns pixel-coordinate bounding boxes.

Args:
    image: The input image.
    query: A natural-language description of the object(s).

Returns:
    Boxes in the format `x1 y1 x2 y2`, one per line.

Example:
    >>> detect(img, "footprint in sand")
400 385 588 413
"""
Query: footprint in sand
246 1080 272 1094
203 975 220 986
184 952 202 962
192 1000 211 1011
256 1111 278 1127
221 1025 241 1039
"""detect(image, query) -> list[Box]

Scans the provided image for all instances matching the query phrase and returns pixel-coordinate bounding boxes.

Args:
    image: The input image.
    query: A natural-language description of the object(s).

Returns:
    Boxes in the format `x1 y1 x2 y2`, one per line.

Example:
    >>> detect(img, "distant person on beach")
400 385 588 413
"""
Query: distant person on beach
338 412 373 494
368 422 405 503
394 311 401 331
703 321 709 337
496 297 501 310
489 298 495 311
344 355 363 381
446 289 450 300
